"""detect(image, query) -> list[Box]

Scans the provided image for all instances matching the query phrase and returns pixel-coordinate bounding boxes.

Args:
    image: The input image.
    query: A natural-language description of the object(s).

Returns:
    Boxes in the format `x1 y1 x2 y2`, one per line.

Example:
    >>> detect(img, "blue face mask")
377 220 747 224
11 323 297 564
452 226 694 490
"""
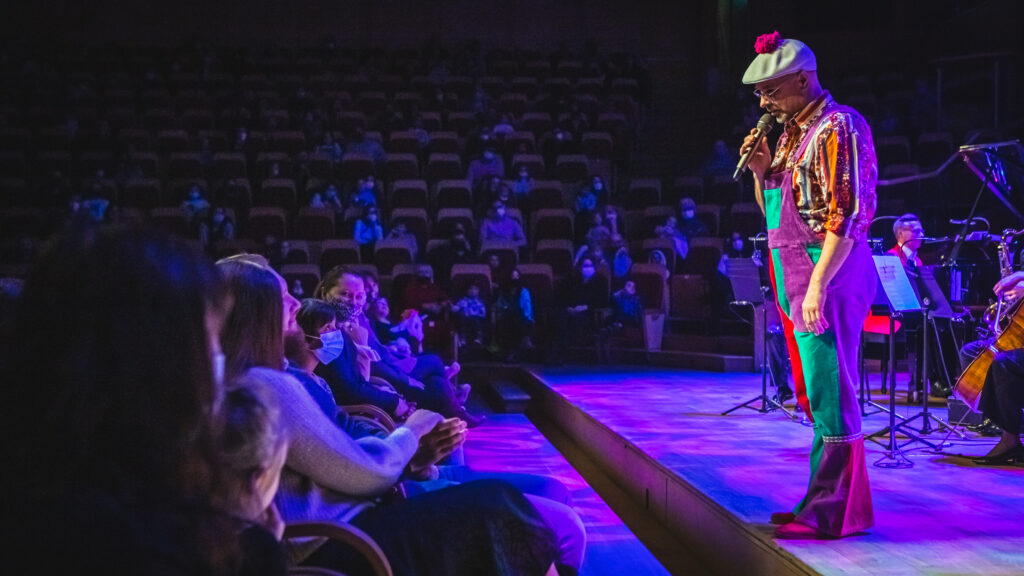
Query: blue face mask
312 329 345 365
211 351 225 388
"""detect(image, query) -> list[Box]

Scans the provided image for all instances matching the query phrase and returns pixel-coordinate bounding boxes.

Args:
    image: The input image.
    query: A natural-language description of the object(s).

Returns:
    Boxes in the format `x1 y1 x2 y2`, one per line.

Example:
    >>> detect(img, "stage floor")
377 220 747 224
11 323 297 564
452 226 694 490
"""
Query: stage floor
532 365 1024 576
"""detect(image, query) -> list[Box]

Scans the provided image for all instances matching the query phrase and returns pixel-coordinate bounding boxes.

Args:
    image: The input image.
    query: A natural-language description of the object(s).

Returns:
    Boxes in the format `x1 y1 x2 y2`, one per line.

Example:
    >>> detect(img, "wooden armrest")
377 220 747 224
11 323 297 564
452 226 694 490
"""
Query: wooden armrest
288 567 349 576
368 376 397 394
339 403 397 433
284 520 393 576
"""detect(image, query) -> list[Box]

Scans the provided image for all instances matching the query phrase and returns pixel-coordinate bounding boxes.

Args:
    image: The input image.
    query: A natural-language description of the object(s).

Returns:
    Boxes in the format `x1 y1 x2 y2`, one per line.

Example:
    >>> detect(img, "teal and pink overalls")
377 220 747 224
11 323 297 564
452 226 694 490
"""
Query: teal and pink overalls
764 101 876 537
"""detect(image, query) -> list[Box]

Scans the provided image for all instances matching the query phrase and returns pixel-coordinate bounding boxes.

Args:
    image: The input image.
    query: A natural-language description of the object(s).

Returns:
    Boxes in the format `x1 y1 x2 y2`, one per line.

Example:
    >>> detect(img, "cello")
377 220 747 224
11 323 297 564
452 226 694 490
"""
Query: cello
954 230 1024 411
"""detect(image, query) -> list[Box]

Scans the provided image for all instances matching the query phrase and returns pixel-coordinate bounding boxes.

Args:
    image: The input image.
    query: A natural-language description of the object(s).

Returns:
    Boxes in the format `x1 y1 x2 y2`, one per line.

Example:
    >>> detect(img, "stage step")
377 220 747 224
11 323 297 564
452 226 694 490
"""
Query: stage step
480 379 532 413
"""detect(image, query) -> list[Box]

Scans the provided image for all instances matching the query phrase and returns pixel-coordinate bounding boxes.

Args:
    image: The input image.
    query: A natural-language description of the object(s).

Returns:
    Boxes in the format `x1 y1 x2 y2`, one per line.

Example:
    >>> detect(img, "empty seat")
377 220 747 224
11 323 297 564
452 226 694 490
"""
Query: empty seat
695 203 722 237
526 180 566 212
155 129 191 155
520 112 554 139
581 131 614 160
270 130 307 155
388 179 429 210
372 238 416 277
149 206 191 238
554 154 590 184
670 273 711 323
729 202 765 239
685 236 725 280
319 239 362 273
213 152 248 181
339 153 376 184
247 206 288 242
533 239 575 279
387 130 423 155
445 112 478 137
433 179 473 210
294 207 337 241
425 153 464 184
383 153 420 181
672 175 705 205
256 178 298 210
530 208 574 246
167 152 203 180
706 176 744 207
427 131 461 155
625 177 662 209
121 178 163 209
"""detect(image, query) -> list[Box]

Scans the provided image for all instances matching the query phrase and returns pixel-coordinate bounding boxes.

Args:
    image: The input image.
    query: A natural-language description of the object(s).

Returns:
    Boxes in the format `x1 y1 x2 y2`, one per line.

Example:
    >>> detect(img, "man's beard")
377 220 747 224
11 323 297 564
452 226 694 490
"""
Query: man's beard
283 329 314 366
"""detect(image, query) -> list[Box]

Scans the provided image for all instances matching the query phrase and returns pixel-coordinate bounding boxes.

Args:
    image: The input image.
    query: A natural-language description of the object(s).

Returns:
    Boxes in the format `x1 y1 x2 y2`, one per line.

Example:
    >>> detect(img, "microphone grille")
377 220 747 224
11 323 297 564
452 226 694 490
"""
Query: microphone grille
757 113 775 133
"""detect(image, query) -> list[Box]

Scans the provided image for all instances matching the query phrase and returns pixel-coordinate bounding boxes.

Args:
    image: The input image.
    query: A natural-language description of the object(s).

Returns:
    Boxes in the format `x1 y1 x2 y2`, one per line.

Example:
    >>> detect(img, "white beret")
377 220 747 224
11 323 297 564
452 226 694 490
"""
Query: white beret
742 37 817 85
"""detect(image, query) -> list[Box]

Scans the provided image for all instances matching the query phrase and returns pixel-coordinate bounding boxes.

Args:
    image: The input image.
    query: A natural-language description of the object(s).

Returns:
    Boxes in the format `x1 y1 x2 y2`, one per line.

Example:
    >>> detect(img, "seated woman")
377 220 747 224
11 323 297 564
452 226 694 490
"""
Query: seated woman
2 223 285 575
215 254 584 576
315 266 483 426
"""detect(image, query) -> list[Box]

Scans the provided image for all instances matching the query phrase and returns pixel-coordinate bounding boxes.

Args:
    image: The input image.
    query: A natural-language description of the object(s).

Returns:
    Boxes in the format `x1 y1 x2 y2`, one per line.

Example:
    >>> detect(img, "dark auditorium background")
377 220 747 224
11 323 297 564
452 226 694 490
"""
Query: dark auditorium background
4 0 1021 172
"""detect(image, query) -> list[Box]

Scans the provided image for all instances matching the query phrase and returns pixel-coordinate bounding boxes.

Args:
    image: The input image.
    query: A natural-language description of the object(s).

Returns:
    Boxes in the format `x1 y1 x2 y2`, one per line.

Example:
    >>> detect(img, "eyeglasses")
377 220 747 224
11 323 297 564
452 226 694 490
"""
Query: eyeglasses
753 72 801 102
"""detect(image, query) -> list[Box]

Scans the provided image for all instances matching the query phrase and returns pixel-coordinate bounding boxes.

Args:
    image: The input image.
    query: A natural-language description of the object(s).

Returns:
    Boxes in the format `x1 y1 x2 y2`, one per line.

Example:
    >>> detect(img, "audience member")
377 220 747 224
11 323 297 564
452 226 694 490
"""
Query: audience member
701 139 739 181
512 164 535 200
314 266 482 425
675 197 708 240
353 205 384 259
549 257 608 363
3 223 285 575
467 143 506 190
349 176 380 207
452 282 489 348
213 256 579 576
480 200 527 248
429 222 475 284
492 267 536 361
654 215 690 264
215 377 291 574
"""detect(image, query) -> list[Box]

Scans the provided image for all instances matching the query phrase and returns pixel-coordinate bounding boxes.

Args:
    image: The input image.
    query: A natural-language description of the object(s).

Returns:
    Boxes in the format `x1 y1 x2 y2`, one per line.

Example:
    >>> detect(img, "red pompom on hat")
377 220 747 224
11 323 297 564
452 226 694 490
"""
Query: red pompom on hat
742 35 817 84
754 31 782 54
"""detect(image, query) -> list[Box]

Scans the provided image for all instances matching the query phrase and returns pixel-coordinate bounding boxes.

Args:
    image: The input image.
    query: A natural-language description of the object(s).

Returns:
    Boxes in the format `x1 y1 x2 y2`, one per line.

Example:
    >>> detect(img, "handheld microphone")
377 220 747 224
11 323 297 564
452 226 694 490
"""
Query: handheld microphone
733 113 775 181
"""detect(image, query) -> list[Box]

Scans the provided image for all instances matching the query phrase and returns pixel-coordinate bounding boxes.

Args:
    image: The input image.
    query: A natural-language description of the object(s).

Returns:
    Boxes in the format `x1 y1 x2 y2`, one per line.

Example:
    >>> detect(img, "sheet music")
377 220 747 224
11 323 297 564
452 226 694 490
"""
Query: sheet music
873 254 922 313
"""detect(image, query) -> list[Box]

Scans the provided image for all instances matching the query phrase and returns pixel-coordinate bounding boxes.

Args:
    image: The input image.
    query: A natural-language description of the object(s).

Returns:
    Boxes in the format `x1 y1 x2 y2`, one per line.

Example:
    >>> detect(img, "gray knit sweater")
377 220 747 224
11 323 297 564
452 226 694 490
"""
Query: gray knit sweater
248 367 421 563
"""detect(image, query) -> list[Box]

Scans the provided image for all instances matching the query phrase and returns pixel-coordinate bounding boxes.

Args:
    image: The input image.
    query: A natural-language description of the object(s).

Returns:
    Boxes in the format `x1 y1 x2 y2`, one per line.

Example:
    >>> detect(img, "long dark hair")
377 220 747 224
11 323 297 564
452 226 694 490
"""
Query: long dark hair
2 222 227 499
216 254 285 378
0 222 245 572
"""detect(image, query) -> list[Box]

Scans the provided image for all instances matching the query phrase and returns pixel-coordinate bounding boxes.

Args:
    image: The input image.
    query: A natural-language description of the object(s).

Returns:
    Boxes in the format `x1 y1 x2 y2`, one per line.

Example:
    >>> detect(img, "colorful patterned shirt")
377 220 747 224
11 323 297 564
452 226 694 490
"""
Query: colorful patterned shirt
768 91 877 241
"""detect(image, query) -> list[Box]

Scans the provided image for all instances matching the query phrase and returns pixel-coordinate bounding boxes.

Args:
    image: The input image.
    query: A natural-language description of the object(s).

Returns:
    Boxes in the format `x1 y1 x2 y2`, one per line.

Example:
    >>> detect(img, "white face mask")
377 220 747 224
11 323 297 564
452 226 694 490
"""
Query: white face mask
312 329 345 365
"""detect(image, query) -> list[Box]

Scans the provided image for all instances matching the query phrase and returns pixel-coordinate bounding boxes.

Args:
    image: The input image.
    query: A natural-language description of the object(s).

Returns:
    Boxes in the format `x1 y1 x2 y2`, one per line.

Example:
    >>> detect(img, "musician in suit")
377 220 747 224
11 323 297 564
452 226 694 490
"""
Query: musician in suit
888 214 954 399
958 270 1024 465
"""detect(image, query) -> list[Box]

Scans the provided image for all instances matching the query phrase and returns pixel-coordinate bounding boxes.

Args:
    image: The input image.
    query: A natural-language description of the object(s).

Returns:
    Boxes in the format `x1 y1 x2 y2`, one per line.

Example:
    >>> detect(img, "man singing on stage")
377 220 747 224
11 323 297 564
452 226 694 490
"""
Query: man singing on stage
739 32 878 539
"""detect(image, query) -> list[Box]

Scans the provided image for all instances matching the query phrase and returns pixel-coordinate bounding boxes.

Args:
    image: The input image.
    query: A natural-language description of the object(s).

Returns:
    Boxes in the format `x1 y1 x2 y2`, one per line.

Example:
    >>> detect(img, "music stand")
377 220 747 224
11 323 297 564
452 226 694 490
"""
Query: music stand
897 266 969 443
721 256 798 420
865 254 924 468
